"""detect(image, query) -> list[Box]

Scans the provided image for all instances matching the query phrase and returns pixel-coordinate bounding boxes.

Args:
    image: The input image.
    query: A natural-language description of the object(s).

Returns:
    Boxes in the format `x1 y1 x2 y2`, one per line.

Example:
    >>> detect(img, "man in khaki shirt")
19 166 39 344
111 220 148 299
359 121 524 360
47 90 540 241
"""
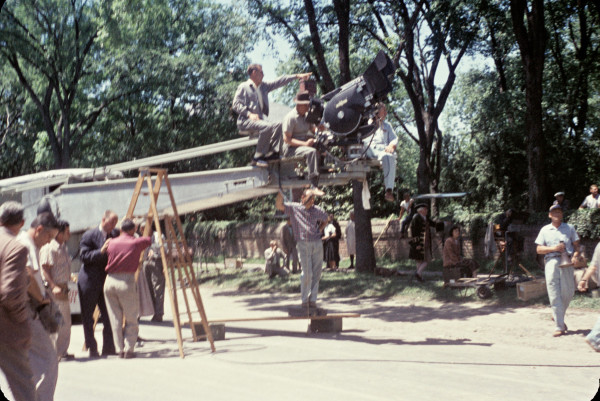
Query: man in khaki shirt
40 219 73 361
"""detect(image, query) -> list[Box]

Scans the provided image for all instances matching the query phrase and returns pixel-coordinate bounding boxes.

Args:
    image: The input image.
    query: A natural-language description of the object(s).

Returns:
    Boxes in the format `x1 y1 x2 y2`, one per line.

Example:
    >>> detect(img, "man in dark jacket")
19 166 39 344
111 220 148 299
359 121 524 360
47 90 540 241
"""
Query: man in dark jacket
77 210 118 357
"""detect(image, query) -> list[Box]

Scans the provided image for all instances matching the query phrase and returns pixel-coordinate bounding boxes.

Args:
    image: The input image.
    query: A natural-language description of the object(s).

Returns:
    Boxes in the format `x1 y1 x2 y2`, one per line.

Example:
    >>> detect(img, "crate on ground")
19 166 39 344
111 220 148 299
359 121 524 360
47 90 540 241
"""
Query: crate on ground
224 258 244 269
516 278 547 301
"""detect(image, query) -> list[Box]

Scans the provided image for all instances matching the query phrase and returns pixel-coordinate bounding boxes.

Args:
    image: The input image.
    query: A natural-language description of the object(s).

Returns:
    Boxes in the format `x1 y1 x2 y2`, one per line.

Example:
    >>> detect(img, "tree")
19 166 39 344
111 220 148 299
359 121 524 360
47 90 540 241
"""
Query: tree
0 0 253 171
378 0 479 216
509 0 547 211
0 0 120 168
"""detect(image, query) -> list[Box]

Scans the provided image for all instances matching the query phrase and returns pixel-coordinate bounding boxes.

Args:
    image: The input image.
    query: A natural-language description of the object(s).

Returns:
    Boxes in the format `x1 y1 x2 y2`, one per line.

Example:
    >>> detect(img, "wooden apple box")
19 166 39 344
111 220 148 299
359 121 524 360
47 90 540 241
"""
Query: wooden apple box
516 278 547 301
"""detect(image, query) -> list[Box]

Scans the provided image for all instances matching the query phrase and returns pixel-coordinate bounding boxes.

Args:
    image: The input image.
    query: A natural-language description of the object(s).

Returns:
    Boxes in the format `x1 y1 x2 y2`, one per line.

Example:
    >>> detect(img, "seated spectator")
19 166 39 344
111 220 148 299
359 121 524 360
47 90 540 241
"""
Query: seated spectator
363 103 398 202
264 240 289 279
579 184 600 209
443 225 479 282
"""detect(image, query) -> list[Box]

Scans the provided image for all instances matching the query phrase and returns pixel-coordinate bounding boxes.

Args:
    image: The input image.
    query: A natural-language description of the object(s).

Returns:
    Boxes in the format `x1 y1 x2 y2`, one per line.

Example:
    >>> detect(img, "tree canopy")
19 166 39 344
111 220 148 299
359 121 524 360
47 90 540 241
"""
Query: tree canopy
1 0 599 218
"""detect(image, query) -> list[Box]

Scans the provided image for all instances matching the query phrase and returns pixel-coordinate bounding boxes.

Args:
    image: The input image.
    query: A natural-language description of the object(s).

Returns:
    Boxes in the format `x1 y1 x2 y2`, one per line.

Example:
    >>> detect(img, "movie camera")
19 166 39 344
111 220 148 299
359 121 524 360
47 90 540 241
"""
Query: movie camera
305 50 396 157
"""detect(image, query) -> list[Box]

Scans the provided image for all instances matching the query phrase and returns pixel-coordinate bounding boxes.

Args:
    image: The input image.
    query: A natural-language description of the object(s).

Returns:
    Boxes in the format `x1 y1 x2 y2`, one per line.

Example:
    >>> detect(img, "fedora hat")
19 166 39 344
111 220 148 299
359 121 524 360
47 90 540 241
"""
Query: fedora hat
294 90 311 105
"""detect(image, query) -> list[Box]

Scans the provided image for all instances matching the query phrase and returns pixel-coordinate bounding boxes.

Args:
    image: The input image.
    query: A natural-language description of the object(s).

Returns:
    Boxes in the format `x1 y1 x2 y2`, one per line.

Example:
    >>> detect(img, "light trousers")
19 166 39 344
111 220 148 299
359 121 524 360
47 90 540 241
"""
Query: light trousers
365 146 397 190
104 273 139 353
283 144 320 180
29 318 58 401
238 119 282 157
544 257 574 331
54 297 71 357
297 240 323 304
0 340 37 401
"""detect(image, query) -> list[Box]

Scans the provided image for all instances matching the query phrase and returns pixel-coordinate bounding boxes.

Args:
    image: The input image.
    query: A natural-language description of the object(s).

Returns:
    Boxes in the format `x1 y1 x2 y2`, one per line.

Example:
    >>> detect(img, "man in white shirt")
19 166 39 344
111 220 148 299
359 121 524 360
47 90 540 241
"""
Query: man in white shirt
363 103 398 202
17 212 59 401
579 184 600 209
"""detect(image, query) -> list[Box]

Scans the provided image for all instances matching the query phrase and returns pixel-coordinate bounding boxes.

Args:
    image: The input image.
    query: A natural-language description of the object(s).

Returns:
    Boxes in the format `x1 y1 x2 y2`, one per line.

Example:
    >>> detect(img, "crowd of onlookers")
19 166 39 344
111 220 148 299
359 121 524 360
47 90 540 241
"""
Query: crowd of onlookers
0 203 166 401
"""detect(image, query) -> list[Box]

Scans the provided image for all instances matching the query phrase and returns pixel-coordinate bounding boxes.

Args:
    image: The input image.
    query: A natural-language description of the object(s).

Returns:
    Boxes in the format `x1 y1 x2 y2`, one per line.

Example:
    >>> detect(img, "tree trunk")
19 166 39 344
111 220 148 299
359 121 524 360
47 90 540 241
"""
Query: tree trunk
333 0 351 84
352 180 375 272
510 0 547 211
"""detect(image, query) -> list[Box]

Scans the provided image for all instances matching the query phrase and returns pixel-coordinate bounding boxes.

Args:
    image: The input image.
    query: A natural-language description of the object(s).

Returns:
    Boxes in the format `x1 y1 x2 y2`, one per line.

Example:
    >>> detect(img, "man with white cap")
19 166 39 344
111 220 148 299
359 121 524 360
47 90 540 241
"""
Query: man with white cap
553 191 569 211
535 203 581 337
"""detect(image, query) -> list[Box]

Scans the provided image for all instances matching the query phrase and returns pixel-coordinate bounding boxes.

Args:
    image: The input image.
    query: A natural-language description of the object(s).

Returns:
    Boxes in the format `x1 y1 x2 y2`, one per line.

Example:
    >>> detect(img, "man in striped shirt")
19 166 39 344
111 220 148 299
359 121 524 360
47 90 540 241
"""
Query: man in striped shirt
276 189 328 308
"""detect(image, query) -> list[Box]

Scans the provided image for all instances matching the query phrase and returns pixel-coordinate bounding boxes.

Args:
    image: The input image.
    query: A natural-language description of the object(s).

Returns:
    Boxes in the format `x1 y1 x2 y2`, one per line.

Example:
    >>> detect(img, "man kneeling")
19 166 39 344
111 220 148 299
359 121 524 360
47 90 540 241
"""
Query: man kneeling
264 240 289 279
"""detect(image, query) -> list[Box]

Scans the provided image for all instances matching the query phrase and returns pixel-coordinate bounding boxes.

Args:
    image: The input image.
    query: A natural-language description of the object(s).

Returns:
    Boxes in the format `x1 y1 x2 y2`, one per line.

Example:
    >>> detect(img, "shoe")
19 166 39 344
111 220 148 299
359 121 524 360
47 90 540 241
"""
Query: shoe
301 302 309 308
415 272 424 282
553 330 565 337
60 353 75 361
348 265 354 269
89 350 100 359
385 189 394 202
308 301 317 308
119 352 125 359
151 315 163 322
585 338 600 352
101 350 117 357
252 157 268 168
264 152 280 161
123 351 136 359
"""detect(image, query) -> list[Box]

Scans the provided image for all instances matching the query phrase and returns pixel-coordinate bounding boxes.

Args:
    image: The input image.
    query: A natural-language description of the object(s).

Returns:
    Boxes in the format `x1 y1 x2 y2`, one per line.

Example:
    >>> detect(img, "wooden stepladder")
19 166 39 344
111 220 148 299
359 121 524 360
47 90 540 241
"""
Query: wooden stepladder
126 168 215 357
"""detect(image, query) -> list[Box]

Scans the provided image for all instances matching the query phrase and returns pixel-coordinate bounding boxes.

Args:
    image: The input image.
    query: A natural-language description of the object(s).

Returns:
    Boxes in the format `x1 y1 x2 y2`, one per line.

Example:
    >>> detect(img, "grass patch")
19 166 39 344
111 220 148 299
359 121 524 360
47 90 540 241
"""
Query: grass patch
195 258 600 310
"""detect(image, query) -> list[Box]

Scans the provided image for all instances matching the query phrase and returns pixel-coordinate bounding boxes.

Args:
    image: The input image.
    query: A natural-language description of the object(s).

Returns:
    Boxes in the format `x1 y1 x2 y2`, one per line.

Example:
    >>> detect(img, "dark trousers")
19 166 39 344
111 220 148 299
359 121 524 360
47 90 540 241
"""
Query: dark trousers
77 268 115 354
144 258 165 318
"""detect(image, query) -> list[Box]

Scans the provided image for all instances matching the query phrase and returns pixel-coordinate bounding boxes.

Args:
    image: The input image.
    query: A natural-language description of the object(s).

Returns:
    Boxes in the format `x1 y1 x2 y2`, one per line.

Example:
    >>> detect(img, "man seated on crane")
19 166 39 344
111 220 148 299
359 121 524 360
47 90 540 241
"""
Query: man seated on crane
282 90 325 195
232 63 311 168
363 102 398 202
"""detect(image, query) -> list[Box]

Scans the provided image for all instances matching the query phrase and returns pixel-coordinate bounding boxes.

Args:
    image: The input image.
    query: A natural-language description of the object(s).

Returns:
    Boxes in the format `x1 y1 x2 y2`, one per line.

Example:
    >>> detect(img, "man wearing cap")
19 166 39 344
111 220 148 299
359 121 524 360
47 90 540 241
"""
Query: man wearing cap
535 203 581 337
282 90 323 190
276 189 328 309
553 192 569 211
409 203 434 282
232 64 311 168
579 184 600 209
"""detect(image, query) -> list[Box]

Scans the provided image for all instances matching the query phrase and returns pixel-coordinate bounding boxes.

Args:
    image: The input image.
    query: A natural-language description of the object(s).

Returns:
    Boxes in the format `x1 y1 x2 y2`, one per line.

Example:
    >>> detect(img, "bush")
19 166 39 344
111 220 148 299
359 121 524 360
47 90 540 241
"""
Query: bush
566 208 600 240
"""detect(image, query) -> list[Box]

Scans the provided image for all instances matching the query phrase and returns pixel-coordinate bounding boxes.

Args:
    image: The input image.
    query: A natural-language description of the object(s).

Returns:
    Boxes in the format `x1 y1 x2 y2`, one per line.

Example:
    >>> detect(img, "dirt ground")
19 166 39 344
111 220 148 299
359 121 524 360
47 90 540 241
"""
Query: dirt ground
3 285 600 401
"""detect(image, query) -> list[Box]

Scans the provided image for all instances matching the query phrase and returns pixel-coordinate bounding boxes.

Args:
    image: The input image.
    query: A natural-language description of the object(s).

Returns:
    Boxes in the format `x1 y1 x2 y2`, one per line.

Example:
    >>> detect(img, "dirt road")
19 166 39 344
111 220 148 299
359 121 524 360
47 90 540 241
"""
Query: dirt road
5 287 599 401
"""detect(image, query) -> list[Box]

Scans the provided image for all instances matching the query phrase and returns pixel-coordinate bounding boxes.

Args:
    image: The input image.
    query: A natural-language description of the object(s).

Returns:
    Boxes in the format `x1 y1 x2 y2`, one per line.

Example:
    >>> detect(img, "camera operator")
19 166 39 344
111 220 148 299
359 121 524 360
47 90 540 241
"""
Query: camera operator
282 90 325 194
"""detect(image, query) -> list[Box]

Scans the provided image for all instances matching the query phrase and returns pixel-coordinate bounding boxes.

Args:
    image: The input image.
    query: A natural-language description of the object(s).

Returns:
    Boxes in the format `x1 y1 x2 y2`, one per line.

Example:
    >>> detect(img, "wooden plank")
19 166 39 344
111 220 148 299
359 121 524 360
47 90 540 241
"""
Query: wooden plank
208 313 360 324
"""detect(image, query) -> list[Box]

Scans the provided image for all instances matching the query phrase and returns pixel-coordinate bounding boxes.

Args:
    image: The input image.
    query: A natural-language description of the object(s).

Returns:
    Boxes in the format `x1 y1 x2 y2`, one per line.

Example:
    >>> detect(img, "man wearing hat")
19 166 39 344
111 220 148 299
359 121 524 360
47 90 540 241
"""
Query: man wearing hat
282 90 323 191
409 203 435 282
232 64 311 167
553 192 569 211
535 203 581 337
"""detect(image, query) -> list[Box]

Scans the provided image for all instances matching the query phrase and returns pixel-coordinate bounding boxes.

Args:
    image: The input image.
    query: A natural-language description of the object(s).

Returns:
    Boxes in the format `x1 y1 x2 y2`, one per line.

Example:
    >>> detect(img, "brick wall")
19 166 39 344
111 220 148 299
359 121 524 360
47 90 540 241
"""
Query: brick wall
198 221 599 264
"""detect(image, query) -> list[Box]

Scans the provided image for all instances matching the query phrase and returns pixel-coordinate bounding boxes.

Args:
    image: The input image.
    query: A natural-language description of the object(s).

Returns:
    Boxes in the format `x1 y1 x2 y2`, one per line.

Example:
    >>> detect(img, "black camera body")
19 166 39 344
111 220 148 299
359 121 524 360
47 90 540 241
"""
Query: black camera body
306 51 396 153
